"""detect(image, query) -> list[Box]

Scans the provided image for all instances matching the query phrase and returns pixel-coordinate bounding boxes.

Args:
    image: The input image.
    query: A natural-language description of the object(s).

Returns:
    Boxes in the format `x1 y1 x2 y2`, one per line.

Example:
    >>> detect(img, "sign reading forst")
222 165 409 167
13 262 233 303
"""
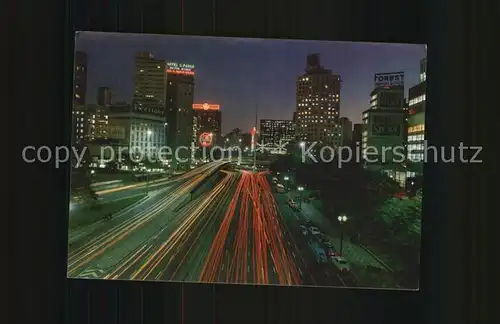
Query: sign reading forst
374 72 404 88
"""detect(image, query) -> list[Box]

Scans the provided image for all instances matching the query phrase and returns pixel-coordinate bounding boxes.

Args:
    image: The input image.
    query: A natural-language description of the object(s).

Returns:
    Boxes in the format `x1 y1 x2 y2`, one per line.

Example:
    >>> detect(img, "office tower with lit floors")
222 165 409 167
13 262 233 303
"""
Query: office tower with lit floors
133 52 167 116
85 104 109 141
295 54 342 148
406 56 427 178
193 103 222 146
165 62 196 170
361 72 407 185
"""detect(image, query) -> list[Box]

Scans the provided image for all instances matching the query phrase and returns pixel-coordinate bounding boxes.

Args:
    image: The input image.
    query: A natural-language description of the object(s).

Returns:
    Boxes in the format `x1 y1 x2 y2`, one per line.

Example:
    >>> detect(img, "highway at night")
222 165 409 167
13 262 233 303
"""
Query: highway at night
67 163 349 287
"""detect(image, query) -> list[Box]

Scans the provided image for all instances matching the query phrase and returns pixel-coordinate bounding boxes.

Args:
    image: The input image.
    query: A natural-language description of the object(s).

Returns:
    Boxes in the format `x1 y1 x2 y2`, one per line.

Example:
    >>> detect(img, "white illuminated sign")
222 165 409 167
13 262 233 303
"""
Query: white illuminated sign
374 72 404 88
166 62 195 75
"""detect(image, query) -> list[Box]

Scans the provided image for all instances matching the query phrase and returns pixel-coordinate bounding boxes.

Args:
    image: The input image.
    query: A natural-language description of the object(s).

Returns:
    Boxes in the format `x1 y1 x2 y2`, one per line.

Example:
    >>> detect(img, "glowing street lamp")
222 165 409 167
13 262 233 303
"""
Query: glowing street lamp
297 186 304 208
337 214 348 255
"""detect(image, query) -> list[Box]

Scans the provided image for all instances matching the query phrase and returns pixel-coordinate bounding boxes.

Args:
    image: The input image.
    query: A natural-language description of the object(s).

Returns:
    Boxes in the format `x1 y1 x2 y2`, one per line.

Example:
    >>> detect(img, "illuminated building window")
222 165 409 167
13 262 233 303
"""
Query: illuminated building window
408 124 425 133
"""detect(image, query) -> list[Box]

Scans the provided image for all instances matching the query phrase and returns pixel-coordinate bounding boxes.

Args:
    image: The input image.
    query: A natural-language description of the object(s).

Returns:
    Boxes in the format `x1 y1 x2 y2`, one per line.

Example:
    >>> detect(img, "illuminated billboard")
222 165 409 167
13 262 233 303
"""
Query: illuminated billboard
198 132 214 147
165 62 195 75
193 103 220 111
374 72 404 88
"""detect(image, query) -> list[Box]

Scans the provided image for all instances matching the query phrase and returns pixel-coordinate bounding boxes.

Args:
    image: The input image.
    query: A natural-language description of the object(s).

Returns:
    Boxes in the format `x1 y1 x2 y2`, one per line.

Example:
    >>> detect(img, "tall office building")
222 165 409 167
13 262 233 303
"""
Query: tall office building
406 56 427 177
165 62 196 170
97 87 112 105
295 54 342 147
259 119 295 153
73 51 88 105
133 52 167 116
339 117 353 146
85 104 109 141
361 72 407 184
192 103 222 147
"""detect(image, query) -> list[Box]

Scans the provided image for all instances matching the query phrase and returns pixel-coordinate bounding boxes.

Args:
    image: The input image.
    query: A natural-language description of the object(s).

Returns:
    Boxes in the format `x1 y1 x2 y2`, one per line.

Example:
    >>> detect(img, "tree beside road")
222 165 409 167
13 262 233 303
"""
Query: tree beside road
269 155 422 288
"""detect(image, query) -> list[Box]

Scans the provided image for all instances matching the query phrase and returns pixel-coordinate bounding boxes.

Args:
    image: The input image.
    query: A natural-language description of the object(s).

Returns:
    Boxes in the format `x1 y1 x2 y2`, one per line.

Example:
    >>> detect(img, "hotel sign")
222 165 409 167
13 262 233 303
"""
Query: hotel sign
166 62 195 76
374 72 404 88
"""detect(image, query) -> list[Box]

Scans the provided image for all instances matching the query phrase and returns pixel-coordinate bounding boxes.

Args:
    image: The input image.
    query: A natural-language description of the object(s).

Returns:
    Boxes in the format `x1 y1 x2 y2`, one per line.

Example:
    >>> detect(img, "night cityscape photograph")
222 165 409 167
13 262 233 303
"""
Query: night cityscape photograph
67 32 426 290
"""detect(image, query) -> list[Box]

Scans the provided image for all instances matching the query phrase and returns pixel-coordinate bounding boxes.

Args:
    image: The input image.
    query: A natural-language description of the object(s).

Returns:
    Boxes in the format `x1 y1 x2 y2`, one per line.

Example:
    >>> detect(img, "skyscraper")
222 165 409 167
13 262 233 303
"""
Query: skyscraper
97 87 112 105
193 103 222 147
295 54 342 147
133 52 166 116
362 71 407 184
165 62 196 170
73 51 87 105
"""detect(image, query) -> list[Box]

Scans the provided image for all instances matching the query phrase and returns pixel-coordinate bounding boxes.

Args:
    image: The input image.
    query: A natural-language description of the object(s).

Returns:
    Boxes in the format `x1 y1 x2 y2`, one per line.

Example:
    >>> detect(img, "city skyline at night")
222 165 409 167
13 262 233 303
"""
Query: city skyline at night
75 32 425 133
68 33 425 289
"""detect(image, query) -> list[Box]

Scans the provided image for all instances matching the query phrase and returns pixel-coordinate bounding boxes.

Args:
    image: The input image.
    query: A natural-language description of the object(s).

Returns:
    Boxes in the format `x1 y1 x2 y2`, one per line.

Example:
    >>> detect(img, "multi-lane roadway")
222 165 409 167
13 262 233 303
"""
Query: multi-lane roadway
67 163 350 287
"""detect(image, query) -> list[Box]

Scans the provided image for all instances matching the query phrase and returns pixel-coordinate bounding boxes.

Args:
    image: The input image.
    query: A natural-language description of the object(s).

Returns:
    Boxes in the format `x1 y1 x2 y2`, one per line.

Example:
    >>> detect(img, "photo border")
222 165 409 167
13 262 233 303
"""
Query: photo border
13 0 488 323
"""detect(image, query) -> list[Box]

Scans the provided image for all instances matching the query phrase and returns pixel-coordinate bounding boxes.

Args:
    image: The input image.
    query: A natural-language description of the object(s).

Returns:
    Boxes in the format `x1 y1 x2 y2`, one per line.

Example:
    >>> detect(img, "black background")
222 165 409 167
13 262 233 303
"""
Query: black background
13 0 492 323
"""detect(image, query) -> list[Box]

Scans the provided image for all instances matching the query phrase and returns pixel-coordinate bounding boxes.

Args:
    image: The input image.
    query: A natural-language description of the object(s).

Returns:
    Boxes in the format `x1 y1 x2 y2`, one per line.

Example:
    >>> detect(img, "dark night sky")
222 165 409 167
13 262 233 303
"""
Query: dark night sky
76 32 425 133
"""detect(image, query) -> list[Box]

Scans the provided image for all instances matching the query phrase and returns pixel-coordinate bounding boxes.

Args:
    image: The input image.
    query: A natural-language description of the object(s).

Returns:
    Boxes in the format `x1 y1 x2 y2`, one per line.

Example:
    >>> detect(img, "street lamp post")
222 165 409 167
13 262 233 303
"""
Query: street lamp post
297 186 304 209
337 214 348 256
283 176 289 191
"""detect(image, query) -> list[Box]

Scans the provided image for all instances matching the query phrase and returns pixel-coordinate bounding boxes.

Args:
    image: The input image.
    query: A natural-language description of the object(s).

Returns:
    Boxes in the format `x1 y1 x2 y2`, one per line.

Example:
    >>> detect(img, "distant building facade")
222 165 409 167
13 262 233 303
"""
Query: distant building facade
339 117 353 146
73 51 87 105
259 119 295 153
97 87 112 105
108 109 166 159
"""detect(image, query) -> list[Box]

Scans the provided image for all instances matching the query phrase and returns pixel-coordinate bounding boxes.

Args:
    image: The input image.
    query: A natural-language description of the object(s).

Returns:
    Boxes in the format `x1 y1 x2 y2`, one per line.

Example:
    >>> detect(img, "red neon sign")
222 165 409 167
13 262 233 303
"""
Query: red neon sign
193 103 220 111
198 132 213 147
165 69 195 76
